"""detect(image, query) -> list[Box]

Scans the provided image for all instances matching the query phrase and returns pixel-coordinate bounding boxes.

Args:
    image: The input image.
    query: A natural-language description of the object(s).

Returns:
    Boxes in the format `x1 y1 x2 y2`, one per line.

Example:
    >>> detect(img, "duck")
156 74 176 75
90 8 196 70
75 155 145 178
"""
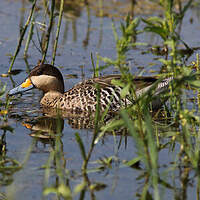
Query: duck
8 63 173 113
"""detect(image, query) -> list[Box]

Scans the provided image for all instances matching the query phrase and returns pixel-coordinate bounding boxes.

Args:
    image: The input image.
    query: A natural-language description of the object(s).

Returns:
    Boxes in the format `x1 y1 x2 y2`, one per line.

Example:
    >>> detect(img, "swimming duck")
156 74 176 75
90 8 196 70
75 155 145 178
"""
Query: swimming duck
9 63 173 113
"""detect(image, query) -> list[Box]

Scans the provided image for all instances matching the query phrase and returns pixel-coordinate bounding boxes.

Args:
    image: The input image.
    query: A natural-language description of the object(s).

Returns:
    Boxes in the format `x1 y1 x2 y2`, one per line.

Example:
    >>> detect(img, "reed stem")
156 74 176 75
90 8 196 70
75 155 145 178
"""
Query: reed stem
51 0 64 65
41 0 55 63
24 14 35 57
8 0 37 73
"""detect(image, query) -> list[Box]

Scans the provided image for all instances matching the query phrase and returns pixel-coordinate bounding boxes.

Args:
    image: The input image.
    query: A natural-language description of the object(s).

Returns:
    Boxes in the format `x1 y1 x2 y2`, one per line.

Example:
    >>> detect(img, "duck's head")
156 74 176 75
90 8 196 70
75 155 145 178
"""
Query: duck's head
9 64 65 95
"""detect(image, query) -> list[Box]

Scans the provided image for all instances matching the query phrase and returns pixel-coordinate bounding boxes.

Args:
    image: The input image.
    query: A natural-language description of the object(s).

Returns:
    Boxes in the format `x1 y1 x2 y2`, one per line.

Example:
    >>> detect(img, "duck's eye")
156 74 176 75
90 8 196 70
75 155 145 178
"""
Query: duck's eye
37 69 44 75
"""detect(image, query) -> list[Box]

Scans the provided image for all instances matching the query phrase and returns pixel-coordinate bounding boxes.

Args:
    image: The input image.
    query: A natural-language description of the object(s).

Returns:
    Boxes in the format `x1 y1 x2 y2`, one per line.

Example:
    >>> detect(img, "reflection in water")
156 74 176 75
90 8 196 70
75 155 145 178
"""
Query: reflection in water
7 93 197 199
19 0 26 35
22 116 64 144
0 132 21 189
55 0 98 48
55 0 83 45
19 111 125 198
23 110 112 131
82 4 92 49
55 0 82 19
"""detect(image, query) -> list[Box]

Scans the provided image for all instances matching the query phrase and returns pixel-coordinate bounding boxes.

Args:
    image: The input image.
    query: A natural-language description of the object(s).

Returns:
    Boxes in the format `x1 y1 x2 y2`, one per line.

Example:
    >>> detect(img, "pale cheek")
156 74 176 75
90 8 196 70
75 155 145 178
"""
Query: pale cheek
35 80 51 89
31 75 57 90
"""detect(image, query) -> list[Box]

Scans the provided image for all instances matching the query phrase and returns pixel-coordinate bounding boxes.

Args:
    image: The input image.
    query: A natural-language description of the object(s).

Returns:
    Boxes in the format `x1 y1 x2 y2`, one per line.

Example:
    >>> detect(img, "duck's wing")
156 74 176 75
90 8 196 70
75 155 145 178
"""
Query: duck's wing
71 75 121 89
132 76 159 89
92 75 122 87
93 75 159 88
73 75 159 90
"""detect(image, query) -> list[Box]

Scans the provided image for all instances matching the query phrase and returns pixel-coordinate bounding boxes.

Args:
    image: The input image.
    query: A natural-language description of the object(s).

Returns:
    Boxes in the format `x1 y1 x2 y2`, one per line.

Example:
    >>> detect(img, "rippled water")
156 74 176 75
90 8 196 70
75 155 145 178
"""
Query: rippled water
0 0 200 199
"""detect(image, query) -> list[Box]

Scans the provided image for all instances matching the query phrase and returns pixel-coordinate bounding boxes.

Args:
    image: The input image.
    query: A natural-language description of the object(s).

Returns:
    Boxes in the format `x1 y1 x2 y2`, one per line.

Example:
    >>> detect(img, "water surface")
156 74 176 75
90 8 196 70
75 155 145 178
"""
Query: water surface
0 0 200 199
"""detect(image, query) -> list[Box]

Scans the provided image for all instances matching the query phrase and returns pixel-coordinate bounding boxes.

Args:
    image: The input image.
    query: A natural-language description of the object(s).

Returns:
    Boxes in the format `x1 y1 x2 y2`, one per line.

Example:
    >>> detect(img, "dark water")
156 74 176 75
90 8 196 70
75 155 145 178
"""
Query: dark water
0 0 200 199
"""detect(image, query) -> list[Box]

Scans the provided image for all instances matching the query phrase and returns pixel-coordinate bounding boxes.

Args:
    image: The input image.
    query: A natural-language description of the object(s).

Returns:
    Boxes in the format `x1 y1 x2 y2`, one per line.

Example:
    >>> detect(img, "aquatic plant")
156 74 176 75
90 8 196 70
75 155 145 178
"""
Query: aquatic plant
92 0 200 199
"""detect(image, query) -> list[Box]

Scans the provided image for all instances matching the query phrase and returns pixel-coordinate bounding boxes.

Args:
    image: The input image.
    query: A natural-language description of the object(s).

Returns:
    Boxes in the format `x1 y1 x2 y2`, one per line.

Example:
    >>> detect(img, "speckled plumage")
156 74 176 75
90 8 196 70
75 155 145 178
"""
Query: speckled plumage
40 74 129 113
9 64 173 113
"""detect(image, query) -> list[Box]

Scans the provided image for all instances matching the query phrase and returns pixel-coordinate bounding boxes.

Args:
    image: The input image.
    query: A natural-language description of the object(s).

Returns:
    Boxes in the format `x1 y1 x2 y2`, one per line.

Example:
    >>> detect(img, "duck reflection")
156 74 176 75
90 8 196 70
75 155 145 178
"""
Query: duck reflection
22 112 102 141
22 111 106 135
22 116 64 144
43 107 101 129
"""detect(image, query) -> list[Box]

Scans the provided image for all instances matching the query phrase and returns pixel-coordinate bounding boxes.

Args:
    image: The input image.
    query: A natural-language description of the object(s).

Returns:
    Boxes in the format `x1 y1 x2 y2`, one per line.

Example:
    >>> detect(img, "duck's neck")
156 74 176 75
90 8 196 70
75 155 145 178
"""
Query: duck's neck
40 91 63 108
